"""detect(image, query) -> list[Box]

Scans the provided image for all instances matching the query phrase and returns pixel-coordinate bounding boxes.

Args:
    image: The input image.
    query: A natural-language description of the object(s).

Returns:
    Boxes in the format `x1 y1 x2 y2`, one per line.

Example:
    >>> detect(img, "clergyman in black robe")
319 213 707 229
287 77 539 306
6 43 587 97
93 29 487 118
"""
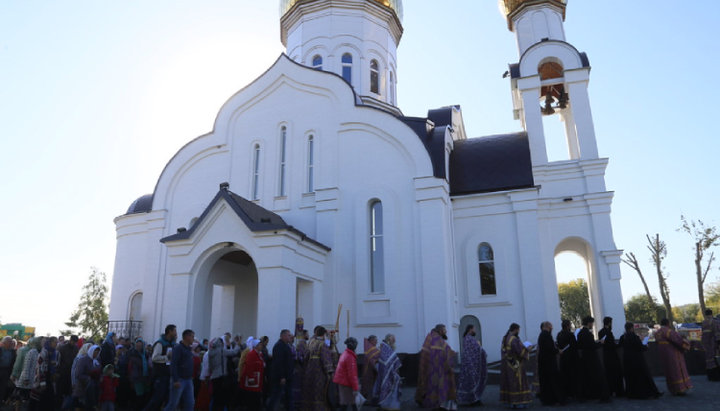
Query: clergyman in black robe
577 316 610 402
556 320 580 399
537 321 565 405
618 322 662 399
598 316 625 397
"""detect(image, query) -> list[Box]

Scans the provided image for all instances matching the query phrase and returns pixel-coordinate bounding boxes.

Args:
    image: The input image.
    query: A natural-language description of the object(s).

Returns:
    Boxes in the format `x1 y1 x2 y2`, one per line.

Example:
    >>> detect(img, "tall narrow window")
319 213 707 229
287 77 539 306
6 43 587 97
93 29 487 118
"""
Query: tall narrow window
370 200 384 293
306 135 314 193
341 53 352 83
312 55 323 70
252 144 261 200
478 243 496 295
370 60 379 94
389 71 395 104
278 126 287 196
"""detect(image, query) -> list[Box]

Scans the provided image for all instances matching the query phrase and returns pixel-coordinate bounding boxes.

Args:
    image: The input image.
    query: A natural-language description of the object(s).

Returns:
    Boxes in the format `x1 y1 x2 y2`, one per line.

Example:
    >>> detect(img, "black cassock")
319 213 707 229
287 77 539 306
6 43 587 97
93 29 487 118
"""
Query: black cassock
577 327 610 401
537 330 564 405
598 327 625 397
556 329 580 398
618 332 661 399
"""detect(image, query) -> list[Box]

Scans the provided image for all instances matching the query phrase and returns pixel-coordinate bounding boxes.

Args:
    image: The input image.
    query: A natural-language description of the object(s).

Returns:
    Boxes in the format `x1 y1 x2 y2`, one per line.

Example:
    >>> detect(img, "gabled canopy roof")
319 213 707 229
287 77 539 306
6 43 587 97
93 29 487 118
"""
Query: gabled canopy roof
160 185 330 251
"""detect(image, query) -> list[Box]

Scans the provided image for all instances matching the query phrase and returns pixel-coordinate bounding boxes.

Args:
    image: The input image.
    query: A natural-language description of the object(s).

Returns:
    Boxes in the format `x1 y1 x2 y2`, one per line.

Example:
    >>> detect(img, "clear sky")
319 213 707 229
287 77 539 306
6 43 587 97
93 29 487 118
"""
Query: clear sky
1 1 718 335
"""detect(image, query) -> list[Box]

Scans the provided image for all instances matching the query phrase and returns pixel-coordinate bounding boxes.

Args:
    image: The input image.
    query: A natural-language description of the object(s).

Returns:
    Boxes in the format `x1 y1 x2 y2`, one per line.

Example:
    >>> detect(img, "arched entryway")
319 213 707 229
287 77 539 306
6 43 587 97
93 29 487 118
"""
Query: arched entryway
554 237 597 328
191 246 258 339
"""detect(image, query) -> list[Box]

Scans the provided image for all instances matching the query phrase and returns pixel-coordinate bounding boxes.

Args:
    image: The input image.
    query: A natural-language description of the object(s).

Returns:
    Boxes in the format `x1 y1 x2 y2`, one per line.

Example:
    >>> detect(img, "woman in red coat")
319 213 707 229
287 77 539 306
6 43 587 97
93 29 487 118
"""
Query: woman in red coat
239 338 265 411
333 337 360 411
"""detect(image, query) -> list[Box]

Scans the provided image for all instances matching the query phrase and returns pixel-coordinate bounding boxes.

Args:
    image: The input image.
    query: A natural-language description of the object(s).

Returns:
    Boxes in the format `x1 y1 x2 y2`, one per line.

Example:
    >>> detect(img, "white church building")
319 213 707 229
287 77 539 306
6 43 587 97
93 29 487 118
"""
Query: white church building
110 0 625 359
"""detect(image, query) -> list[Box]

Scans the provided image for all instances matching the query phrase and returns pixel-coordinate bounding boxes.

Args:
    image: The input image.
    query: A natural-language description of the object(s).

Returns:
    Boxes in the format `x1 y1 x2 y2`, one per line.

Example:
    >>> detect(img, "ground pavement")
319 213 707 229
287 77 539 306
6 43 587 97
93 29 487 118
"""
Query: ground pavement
386 377 720 410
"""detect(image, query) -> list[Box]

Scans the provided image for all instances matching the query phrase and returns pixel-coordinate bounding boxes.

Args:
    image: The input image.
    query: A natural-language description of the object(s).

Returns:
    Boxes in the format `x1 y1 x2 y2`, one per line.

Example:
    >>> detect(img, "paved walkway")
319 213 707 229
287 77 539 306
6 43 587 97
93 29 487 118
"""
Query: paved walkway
389 377 720 410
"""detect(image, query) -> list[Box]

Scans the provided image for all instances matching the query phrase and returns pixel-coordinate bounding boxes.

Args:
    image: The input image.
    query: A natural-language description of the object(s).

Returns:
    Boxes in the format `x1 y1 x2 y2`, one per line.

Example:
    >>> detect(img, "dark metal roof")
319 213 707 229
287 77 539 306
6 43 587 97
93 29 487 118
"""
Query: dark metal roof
449 132 535 196
160 185 330 251
399 105 458 180
126 194 154 215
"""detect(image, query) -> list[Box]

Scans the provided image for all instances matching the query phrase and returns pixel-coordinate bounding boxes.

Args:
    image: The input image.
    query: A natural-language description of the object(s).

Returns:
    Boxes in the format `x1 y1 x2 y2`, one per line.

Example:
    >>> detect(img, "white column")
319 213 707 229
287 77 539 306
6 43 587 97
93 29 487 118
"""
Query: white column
559 109 580 159
510 191 558 338
566 77 599 159
256 267 297 338
414 178 455 343
518 77 548 165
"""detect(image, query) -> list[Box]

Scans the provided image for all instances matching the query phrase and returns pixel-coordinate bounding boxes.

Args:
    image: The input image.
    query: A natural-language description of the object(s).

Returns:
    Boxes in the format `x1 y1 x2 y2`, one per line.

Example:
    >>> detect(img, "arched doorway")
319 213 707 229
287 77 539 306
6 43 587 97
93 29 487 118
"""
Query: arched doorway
192 247 258 339
554 237 596 328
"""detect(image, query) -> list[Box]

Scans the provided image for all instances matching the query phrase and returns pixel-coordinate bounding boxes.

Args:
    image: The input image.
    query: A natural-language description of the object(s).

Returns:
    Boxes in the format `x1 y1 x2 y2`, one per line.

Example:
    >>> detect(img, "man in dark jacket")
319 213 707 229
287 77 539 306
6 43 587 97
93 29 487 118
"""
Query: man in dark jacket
164 329 195 411
267 329 294 411
537 321 564 405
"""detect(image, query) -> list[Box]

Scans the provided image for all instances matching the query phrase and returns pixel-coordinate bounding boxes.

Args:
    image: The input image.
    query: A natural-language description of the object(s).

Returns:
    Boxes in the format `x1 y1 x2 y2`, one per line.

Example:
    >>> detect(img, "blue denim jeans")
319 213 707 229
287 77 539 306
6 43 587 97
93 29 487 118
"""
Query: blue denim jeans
164 378 194 411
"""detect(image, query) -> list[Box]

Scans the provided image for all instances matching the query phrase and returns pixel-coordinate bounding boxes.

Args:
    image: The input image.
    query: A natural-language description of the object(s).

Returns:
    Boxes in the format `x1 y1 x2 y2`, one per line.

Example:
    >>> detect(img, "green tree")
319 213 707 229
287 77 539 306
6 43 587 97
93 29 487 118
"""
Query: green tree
679 216 719 313
704 282 720 313
61 267 109 341
672 303 701 323
558 278 591 328
624 294 665 324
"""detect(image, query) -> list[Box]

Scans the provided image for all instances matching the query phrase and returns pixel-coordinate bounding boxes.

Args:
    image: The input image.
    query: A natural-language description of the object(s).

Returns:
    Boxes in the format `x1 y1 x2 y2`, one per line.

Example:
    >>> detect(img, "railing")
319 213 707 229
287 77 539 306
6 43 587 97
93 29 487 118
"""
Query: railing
106 320 143 342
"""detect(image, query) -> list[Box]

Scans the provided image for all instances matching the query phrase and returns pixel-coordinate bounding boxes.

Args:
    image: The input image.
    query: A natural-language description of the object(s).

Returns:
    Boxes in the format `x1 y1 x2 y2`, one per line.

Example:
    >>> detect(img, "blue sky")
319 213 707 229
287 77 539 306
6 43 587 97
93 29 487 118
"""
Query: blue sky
1 1 718 335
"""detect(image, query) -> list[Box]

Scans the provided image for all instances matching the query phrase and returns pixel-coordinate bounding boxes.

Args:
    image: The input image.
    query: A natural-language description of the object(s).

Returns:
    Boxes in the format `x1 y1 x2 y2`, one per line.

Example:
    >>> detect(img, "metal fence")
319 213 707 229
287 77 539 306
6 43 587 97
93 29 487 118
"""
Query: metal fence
106 320 143 342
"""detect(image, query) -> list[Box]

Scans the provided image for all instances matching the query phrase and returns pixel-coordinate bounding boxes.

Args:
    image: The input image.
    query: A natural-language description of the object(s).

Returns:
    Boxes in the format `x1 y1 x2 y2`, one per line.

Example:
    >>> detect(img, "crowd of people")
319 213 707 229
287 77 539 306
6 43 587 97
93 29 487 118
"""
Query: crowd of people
0 318 403 411
0 309 718 410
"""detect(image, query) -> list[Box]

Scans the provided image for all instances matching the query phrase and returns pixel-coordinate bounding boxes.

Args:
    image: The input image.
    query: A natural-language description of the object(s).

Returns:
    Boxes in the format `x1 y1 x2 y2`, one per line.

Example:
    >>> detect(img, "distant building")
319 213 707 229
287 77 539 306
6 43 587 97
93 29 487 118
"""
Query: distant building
110 0 624 360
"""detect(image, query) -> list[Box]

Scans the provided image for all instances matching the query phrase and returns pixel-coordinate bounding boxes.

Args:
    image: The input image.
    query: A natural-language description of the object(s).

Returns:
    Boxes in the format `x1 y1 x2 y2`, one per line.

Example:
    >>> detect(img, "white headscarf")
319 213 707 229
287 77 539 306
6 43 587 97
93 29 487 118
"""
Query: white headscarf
76 343 92 358
88 344 101 366
245 336 254 348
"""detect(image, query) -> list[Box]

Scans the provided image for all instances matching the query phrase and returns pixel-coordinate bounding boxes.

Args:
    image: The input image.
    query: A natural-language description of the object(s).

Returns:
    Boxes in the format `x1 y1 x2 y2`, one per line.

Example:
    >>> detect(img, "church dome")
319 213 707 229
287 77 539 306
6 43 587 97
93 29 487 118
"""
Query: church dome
281 0 403 21
498 0 566 30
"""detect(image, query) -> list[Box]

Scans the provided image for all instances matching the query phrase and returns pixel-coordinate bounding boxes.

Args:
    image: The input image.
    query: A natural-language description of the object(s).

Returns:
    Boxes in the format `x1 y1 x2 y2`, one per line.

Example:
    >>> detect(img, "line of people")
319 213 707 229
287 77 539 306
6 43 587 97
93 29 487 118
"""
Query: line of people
0 319 404 411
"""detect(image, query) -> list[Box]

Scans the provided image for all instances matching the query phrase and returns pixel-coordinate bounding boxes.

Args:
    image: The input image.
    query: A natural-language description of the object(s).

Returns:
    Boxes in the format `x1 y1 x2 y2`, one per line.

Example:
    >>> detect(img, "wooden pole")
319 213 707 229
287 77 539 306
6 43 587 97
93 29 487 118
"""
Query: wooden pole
346 310 350 338
335 304 342 333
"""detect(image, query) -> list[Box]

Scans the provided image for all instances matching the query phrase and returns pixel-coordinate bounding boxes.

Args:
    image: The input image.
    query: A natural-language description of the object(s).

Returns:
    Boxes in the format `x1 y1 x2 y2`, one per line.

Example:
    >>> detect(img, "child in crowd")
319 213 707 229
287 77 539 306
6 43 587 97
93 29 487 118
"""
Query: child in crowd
99 364 119 411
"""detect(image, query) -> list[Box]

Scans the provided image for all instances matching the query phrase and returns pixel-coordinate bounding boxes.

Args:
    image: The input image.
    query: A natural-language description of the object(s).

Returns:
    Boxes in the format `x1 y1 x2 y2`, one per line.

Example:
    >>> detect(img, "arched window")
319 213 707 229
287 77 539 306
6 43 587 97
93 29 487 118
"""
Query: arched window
278 126 287 196
370 200 384 293
478 243 496 295
306 135 314 193
129 292 143 321
389 71 395 104
370 59 379 94
341 53 353 83
312 55 323 70
252 144 261 200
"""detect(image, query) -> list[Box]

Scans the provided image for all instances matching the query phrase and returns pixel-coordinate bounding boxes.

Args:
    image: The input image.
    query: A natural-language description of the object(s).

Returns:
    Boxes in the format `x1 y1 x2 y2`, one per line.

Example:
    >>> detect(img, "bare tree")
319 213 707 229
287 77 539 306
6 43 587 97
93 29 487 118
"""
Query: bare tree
679 216 719 313
622 252 657 320
647 234 673 322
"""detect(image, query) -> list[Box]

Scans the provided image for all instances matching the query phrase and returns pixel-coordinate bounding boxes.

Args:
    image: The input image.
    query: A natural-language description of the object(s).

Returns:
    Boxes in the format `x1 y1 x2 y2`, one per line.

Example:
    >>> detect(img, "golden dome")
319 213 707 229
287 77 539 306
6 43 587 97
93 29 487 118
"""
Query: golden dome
281 0 403 21
499 0 566 29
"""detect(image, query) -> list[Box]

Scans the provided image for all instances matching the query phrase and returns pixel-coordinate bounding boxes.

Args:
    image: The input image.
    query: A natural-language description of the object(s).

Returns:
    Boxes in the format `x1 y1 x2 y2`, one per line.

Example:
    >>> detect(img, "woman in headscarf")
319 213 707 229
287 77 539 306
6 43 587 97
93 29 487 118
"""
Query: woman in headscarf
29 336 60 410
74 344 101 410
128 338 150 408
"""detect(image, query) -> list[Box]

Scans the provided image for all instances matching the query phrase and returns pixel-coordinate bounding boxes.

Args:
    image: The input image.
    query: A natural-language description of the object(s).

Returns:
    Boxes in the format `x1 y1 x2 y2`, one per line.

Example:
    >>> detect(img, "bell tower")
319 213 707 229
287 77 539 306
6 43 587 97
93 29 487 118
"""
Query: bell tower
501 0 598 167
280 0 403 108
